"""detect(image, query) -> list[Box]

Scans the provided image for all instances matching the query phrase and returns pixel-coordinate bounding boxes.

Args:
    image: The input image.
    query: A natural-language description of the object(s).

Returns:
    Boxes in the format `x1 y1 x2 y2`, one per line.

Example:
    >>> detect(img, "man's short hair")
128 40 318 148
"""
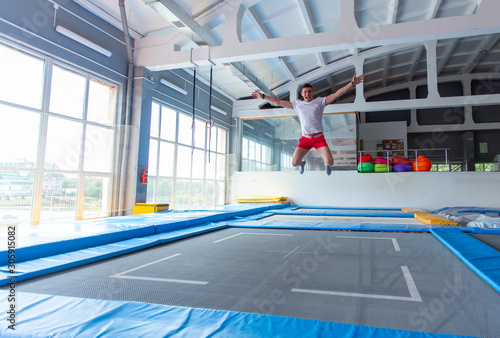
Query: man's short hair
301 83 313 92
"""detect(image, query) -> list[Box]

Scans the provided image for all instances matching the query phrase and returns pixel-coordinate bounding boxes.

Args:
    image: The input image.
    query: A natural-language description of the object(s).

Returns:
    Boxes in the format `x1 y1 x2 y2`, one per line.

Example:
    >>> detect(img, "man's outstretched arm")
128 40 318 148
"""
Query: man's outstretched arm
252 91 294 109
325 73 365 105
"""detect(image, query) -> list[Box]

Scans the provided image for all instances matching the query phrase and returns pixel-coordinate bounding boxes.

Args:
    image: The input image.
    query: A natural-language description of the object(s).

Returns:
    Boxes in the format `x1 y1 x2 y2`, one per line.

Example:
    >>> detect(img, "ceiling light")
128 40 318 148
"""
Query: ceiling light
210 105 227 116
55 25 112 57
160 78 188 95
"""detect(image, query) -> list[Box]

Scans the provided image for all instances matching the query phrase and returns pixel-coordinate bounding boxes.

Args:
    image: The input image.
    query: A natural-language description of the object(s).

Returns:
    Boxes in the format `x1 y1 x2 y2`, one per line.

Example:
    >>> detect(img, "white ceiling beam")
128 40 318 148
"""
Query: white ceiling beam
144 0 273 96
136 0 500 71
235 93 500 119
436 39 459 76
145 0 220 46
245 7 295 81
381 55 390 87
296 0 327 67
389 0 400 24
462 35 498 74
406 0 441 82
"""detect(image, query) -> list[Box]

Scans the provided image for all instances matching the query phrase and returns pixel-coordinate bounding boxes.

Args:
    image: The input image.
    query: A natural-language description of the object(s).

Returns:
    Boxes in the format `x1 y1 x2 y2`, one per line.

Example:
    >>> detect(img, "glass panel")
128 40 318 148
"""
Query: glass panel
150 102 160 138
249 140 255 160
148 139 158 176
216 181 225 206
160 106 176 141
204 181 215 209
0 170 34 226
146 177 156 203
174 179 189 210
241 159 249 171
87 79 116 125
50 65 86 119
158 142 174 177
216 154 226 180
83 176 110 219
206 152 216 180
217 128 226 153
194 118 206 149
0 104 39 164
0 43 44 109
192 149 205 179
190 180 203 209
157 177 172 204
255 143 261 162
207 125 217 154
40 173 77 222
45 117 83 171
242 138 248 159
83 125 114 173
176 145 192 178
177 113 192 146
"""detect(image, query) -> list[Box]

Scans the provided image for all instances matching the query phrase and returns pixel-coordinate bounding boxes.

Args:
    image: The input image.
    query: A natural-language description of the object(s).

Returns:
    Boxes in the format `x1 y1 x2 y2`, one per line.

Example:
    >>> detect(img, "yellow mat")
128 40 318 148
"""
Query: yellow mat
237 197 289 203
414 213 459 225
401 207 428 213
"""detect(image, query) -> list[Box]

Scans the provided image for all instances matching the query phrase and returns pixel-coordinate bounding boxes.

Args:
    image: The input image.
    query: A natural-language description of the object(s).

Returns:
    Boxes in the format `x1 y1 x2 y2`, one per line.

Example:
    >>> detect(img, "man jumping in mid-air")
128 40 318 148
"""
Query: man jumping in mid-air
252 73 365 175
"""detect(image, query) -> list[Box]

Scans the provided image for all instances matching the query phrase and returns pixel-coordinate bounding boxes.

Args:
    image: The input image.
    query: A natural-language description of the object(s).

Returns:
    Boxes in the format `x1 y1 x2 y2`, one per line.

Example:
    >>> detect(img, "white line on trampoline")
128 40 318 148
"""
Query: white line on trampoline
213 232 293 243
336 235 401 251
292 266 422 302
112 275 209 285
282 246 300 259
110 253 209 285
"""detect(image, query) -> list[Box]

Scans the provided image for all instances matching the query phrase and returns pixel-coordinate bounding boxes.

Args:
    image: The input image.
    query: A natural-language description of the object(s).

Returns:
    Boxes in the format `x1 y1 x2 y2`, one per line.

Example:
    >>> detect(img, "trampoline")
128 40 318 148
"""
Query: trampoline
1 204 500 337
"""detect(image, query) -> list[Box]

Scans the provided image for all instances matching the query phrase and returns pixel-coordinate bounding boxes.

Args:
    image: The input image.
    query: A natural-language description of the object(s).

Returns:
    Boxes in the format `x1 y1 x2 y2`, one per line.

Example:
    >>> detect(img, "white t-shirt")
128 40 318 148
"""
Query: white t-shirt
292 97 326 135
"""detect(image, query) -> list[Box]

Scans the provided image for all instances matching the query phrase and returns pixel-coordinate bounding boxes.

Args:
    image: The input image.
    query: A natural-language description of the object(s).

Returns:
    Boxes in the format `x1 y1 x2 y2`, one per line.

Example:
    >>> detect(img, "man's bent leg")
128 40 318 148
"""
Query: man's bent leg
317 146 334 175
292 147 309 174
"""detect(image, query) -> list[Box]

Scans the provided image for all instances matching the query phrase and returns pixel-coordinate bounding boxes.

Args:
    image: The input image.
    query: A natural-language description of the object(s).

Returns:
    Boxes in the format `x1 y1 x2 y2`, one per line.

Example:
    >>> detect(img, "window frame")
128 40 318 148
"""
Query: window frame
147 100 228 209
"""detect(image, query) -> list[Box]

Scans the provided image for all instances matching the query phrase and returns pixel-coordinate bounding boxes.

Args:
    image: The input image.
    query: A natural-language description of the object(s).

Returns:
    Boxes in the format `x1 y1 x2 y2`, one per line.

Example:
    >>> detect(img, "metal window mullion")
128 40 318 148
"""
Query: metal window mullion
76 75 90 220
171 109 180 209
202 142 208 209
154 135 161 203
154 107 162 204
31 57 53 225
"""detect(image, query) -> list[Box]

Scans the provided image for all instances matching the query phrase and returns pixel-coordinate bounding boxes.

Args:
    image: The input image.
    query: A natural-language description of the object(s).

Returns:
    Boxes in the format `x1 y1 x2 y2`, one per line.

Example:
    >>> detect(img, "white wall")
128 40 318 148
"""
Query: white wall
231 171 500 211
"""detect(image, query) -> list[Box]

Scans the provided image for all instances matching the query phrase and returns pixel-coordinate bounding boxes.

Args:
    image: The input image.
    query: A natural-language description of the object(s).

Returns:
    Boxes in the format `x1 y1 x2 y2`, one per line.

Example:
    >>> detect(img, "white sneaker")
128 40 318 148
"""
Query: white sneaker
299 161 306 174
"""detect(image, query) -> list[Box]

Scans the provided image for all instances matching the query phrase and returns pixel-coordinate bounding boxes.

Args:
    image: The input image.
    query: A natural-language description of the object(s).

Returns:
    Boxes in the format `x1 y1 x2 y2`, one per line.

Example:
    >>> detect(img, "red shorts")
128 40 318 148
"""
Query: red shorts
297 134 328 150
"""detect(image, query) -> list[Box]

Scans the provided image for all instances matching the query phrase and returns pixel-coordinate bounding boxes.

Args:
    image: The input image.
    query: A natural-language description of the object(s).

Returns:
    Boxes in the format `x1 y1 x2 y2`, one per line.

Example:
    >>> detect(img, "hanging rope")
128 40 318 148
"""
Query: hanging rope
191 68 196 155
206 65 215 162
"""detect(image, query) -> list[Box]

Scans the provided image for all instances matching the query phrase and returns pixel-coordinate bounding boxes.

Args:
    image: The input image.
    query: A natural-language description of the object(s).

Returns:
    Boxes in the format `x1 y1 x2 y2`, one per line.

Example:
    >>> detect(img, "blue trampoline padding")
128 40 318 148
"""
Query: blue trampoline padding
270 210 415 218
432 207 500 214
0 222 228 286
227 220 464 233
296 206 402 211
468 228 500 234
0 223 155 266
431 230 500 294
0 203 288 266
0 291 468 338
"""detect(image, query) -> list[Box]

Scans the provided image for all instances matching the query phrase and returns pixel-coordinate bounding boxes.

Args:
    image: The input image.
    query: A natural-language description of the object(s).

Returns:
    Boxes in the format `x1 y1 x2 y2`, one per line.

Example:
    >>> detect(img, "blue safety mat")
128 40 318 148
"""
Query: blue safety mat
298 206 403 211
431 230 500 294
0 222 228 286
269 208 415 218
0 291 471 338
226 219 465 232
468 228 500 234
0 203 289 265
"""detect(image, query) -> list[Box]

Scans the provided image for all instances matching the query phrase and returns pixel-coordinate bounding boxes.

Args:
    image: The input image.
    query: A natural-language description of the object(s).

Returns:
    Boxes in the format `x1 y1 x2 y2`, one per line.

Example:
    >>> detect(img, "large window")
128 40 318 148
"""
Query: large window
0 42 118 226
147 102 227 209
241 137 273 171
